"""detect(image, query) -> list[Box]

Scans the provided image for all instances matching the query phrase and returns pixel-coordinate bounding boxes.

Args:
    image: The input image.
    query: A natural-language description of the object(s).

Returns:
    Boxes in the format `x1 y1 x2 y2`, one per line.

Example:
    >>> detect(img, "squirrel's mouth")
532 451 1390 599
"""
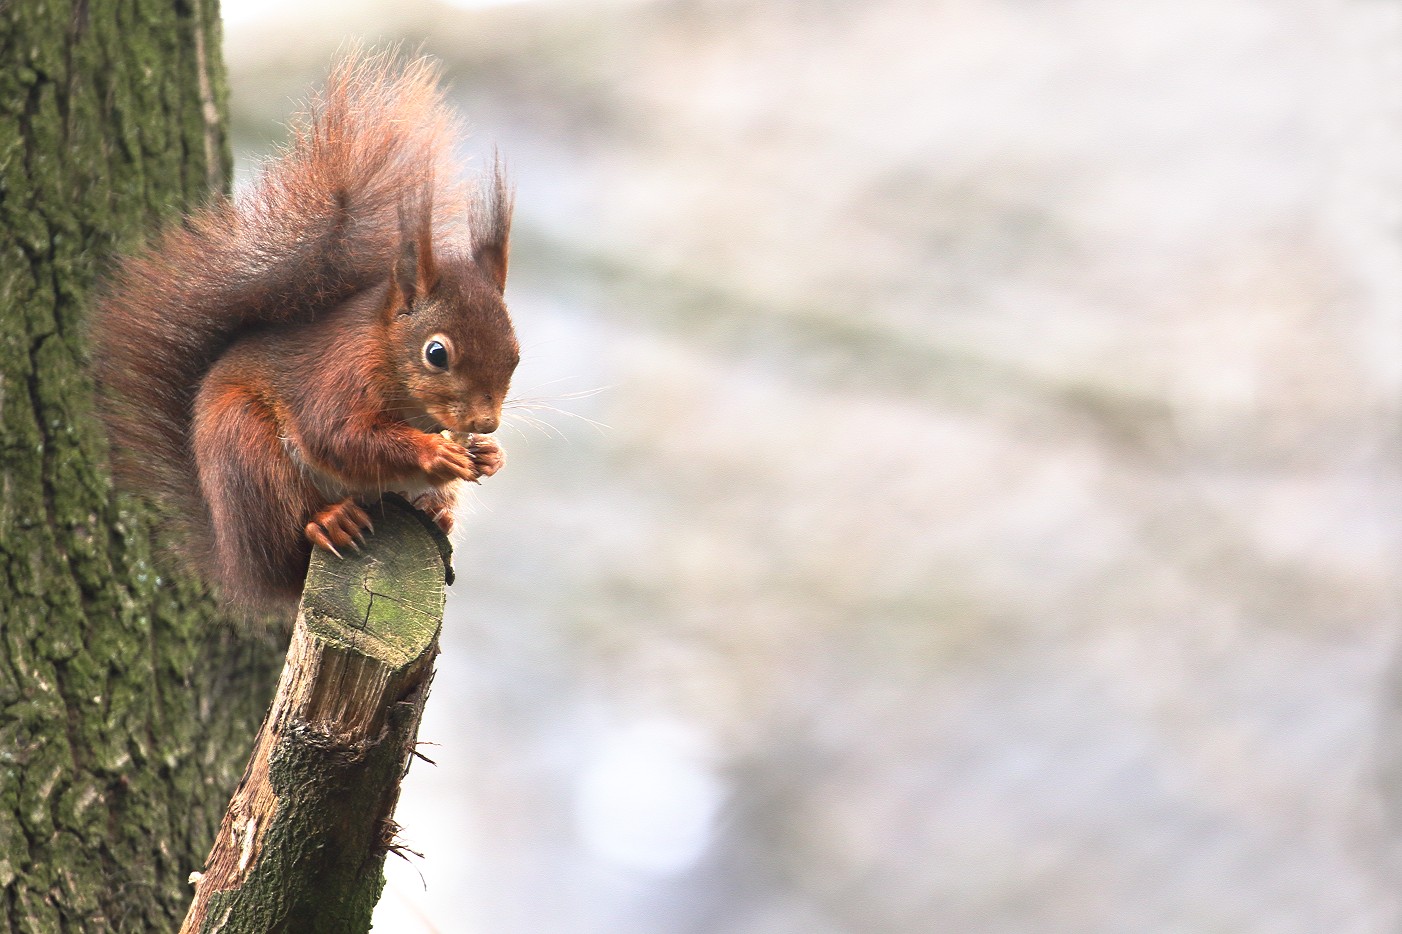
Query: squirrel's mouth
422 406 497 436
415 408 455 434
425 417 472 438
428 418 469 436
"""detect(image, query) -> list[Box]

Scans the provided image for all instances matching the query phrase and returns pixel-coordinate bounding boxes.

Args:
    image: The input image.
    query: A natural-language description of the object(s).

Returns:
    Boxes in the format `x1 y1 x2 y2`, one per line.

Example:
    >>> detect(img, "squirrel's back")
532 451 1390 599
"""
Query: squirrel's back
90 51 473 595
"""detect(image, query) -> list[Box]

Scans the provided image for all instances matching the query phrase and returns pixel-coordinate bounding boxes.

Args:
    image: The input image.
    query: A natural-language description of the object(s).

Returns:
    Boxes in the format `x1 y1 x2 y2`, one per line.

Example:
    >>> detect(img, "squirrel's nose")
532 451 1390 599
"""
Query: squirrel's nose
468 415 499 434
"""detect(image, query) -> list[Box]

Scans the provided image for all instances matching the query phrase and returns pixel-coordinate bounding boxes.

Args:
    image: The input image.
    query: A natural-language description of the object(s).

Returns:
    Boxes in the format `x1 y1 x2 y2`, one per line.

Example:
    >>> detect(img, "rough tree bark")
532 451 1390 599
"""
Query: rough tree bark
0 1 285 930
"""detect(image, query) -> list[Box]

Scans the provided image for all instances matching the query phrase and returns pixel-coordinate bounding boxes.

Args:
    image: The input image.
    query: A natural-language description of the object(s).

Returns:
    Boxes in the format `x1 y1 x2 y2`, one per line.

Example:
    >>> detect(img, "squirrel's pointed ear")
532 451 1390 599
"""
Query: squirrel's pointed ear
392 185 437 312
471 155 514 293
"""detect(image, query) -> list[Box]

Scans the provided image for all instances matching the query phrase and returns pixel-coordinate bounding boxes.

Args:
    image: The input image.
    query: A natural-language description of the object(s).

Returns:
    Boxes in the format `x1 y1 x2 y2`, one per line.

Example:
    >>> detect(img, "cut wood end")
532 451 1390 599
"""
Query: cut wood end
299 495 449 668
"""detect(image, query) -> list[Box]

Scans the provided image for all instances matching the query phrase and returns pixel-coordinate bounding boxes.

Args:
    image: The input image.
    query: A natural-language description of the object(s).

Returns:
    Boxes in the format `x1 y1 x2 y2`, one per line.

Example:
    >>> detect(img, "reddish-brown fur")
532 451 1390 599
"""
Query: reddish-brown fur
90 51 518 613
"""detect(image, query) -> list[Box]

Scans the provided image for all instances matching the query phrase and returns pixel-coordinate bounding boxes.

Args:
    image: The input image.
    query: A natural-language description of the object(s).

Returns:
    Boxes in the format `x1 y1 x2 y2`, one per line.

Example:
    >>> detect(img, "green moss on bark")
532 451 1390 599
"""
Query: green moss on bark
0 1 284 930
195 712 408 933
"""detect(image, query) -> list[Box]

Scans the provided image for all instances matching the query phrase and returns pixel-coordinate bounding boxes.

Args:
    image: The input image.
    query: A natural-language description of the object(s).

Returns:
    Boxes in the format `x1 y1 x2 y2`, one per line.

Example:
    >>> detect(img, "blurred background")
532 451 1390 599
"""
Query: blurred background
222 1 1402 930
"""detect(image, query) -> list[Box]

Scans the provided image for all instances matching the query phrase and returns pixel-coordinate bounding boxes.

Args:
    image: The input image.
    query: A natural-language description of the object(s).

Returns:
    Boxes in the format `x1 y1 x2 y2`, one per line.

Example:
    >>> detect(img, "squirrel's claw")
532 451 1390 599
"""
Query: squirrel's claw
467 436 504 478
306 523 342 557
306 498 375 556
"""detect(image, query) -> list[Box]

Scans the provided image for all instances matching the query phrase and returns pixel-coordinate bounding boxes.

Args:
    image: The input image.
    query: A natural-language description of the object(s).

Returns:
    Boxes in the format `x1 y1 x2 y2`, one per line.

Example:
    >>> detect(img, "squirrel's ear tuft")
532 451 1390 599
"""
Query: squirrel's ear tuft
471 154 514 293
392 181 438 312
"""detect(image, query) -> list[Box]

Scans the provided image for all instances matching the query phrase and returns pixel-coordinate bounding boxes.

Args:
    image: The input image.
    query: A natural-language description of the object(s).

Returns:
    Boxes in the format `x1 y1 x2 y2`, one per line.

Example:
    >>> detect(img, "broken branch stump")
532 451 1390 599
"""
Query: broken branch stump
180 494 454 933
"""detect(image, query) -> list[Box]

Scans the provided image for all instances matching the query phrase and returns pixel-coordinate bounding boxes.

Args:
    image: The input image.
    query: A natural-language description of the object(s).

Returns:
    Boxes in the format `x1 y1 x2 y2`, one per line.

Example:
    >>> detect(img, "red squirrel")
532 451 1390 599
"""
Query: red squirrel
89 52 518 613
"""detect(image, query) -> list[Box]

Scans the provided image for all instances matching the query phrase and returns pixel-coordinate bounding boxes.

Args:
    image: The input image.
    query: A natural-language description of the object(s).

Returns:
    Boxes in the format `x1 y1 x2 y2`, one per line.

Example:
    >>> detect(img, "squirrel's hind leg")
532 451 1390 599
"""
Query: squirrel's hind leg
411 485 459 534
193 376 322 609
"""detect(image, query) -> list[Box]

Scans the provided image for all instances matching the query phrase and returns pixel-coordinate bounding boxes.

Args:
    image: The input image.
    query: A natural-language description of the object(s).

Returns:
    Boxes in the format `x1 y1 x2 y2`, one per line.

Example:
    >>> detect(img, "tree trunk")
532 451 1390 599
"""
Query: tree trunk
0 1 285 930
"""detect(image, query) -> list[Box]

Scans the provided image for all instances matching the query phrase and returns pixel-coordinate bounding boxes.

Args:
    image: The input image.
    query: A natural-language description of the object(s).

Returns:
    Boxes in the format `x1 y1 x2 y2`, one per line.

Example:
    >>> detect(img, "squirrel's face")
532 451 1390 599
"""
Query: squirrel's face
390 263 519 435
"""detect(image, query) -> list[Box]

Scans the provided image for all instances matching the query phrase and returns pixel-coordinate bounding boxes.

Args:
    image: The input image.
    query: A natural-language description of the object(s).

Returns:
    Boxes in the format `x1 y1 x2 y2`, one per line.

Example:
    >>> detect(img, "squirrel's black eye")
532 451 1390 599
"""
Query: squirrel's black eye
423 339 450 371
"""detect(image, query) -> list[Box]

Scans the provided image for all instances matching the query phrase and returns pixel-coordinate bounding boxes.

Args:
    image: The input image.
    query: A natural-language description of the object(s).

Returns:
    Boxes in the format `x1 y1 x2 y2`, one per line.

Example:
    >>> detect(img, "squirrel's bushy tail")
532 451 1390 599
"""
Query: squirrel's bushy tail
91 50 468 589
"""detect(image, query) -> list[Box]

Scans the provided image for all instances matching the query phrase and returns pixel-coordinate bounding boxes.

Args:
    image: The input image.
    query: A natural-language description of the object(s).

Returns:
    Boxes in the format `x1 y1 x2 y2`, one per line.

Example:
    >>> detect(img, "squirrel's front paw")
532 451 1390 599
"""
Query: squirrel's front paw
419 432 505 484
465 434 505 478
419 434 480 484
305 498 373 557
